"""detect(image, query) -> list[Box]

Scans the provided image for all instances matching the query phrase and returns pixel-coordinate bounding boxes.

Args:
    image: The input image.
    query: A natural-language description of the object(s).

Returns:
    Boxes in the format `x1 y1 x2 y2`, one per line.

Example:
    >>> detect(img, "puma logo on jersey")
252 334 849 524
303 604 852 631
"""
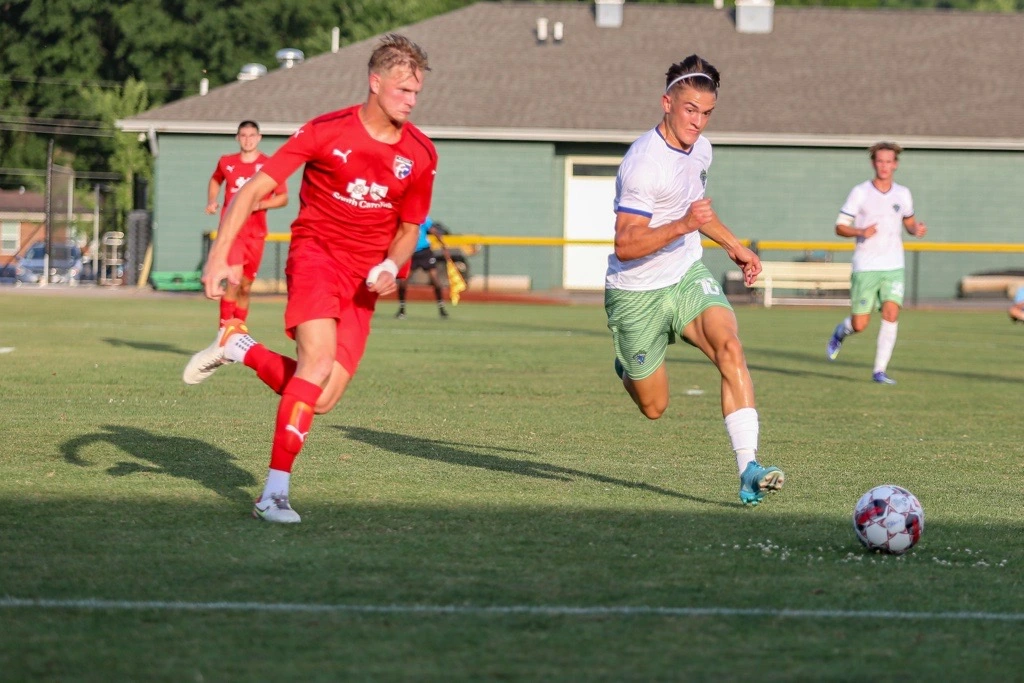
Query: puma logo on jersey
285 425 309 443
332 148 352 163
226 165 235 172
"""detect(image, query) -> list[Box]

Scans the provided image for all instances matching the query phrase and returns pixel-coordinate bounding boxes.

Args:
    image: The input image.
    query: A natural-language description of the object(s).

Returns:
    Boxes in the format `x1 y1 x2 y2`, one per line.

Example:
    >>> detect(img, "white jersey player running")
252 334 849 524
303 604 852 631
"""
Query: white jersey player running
826 142 927 384
604 53 784 506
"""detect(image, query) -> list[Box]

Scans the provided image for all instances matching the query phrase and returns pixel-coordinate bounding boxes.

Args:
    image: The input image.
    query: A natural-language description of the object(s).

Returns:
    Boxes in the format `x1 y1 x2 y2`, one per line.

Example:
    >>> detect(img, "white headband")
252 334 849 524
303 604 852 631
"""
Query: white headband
665 72 714 93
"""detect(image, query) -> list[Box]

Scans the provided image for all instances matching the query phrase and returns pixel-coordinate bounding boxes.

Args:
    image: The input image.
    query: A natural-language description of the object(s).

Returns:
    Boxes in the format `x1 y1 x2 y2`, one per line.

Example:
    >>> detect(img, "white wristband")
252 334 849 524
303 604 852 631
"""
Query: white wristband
366 258 398 286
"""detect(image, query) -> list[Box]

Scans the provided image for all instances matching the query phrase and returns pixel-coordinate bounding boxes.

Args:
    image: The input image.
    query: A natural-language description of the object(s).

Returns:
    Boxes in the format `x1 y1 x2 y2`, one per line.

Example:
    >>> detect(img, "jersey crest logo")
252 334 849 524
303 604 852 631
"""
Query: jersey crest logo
393 155 413 179
255 164 263 173
892 203 901 213
633 350 647 366
700 169 708 188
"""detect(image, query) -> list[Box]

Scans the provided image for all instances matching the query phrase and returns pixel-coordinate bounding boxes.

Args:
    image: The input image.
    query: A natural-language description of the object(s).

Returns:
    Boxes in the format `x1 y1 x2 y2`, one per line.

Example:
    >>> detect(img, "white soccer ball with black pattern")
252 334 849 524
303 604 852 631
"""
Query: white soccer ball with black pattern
852 485 924 554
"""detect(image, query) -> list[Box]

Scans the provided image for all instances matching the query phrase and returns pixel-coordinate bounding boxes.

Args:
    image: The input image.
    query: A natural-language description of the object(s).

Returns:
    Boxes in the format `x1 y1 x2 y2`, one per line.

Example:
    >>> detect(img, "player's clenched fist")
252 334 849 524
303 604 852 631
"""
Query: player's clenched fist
683 198 715 232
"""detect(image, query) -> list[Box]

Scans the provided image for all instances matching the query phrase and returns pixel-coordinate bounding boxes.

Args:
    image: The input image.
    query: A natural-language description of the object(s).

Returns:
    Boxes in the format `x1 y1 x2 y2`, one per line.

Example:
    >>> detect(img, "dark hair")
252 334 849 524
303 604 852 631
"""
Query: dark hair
237 120 260 133
664 55 720 95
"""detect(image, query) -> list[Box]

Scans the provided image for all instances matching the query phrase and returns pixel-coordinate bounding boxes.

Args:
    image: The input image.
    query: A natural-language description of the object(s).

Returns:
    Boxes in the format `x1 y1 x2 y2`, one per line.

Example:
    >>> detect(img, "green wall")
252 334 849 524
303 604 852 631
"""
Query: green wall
152 134 1023 298
707 147 1024 298
153 134 292 273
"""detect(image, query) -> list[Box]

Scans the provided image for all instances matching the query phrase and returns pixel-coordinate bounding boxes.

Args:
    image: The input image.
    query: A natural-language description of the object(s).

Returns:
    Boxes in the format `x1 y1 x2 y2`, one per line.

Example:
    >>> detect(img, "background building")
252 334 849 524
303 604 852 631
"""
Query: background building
119 1 1024 298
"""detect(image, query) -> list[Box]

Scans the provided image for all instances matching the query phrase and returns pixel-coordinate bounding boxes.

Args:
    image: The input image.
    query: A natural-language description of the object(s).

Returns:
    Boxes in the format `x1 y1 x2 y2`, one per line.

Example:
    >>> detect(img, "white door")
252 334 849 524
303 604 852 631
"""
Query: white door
563 160 619 289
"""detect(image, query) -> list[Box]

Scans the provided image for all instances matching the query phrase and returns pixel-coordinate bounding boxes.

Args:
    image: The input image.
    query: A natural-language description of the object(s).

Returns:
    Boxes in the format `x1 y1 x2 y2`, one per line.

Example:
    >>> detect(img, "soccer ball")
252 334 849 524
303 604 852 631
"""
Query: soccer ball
852 485 924 554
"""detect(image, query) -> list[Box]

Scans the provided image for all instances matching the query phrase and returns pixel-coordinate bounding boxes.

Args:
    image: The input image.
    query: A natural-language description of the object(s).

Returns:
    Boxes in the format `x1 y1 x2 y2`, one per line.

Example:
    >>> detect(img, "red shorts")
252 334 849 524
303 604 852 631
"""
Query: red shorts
227 231 267 282
284 239 378 376
397 258 412 280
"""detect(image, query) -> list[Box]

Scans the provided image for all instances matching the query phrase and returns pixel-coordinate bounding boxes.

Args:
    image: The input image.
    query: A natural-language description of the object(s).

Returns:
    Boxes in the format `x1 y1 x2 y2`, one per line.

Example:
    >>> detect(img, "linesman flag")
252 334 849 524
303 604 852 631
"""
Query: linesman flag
446 257 467 305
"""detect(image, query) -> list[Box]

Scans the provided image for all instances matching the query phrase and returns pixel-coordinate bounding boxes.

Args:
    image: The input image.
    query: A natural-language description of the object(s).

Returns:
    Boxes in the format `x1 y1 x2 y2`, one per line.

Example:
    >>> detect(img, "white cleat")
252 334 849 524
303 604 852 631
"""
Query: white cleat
182 318 248 385
252 495 301 523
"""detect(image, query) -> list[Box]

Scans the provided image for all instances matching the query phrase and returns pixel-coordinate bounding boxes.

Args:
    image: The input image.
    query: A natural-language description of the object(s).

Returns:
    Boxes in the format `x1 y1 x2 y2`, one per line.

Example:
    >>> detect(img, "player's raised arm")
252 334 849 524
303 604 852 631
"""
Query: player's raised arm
613 198 713 262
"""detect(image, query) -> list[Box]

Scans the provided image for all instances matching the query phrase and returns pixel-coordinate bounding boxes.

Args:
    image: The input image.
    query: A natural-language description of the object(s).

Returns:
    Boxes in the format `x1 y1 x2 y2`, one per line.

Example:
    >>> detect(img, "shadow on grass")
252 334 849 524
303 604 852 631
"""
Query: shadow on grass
334 425 738 509
664 347 859 382
102 337 194 357
744 345 1023 385
61 424 257 505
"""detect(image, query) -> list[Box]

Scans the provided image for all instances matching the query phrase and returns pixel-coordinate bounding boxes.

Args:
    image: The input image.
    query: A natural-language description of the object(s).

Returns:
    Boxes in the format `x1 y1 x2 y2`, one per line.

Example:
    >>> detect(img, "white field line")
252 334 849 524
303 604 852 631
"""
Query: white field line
2 598 1023 621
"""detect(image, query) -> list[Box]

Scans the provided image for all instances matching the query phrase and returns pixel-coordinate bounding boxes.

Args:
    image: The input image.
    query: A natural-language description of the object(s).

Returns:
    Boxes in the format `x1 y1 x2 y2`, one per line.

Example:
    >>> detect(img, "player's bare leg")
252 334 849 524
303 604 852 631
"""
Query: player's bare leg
428 268 448 318
685 306 783 505
620 363 670 420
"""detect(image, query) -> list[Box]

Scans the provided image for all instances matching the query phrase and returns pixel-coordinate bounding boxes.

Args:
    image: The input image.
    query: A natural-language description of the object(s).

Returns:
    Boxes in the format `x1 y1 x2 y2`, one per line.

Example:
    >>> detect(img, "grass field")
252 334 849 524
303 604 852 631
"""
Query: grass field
2 291 1022 680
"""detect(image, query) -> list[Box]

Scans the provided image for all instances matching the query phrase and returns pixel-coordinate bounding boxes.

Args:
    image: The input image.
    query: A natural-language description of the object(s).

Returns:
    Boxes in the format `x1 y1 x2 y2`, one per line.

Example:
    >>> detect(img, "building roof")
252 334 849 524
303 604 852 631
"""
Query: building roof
119 2 1024 149
0 188 45 212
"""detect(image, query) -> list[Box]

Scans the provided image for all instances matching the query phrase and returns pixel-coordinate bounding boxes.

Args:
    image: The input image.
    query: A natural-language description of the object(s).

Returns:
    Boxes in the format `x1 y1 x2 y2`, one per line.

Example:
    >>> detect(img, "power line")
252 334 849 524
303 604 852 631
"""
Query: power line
0 122 115 138
0 167 122 181
0 114 109 129
0 74 196 93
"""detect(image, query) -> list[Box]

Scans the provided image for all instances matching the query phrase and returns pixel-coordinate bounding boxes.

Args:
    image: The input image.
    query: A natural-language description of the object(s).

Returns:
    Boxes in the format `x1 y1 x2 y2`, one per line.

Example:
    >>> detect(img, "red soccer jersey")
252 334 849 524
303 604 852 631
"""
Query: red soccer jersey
260 105 438 276
210 152 286 237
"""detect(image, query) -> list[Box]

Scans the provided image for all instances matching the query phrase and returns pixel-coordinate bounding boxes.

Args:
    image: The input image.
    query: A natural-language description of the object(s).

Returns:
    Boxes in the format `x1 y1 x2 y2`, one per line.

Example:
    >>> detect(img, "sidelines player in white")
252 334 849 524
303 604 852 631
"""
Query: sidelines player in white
826 142 927 384
605 54 784 506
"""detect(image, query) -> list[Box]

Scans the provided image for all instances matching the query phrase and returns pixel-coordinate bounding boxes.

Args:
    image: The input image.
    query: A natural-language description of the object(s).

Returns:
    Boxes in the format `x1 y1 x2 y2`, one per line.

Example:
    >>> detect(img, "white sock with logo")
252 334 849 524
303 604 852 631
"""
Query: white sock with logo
835 317 854 340
874 320 898 374
724 407 759 476
260 469 291 505
224 333 257 363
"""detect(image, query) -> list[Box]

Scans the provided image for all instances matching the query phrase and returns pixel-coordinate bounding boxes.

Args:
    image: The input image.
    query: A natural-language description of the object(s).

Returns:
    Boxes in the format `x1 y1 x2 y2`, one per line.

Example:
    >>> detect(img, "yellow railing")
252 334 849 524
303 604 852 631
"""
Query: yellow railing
245 233 1024 253
205 231 1024 303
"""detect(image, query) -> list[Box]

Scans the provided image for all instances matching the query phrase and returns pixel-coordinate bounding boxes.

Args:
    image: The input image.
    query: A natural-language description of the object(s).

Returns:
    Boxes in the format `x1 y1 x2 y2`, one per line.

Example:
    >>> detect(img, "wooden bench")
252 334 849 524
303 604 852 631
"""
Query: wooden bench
747 261 852 308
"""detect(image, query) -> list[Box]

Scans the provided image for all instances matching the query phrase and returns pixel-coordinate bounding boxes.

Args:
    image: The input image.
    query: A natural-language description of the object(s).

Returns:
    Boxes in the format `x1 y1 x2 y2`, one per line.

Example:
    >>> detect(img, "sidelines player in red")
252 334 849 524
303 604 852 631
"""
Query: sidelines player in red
183 34 437 523
205 120 288 327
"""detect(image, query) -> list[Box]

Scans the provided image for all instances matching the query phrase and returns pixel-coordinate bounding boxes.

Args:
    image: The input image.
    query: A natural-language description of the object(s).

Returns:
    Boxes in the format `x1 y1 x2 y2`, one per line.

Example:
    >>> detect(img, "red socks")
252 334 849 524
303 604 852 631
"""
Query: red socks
269 377 322 473
219 299 236 326
243 344 298 396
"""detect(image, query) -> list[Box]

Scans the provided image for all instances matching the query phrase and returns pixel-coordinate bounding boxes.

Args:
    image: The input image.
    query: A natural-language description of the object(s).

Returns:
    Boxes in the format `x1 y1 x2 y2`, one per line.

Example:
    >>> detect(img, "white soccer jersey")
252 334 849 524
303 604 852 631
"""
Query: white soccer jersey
605 127 712 291
837 180 915 272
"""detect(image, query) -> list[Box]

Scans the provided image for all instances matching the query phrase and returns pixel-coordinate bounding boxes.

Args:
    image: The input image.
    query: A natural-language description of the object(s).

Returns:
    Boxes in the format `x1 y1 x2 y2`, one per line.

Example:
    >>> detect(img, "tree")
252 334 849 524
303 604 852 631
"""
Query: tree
77 78 151 231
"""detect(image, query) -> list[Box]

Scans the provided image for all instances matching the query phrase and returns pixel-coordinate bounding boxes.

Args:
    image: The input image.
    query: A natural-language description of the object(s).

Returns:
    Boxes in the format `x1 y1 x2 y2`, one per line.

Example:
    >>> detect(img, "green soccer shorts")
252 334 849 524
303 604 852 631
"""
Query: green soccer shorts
605 261 732 380
850 268 905 315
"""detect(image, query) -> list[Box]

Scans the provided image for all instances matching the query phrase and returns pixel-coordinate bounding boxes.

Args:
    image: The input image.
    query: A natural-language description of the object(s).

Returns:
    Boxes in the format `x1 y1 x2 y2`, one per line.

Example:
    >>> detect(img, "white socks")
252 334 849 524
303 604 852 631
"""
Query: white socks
874 320 898 374
724 407 759 475
224 333 257 363
835 317 854 340
260 468 291 504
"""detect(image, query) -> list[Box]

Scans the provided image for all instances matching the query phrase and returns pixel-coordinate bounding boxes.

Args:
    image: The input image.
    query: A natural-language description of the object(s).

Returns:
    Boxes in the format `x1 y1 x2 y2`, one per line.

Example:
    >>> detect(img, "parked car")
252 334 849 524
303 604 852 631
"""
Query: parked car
0 262 38 285
18 241 83 284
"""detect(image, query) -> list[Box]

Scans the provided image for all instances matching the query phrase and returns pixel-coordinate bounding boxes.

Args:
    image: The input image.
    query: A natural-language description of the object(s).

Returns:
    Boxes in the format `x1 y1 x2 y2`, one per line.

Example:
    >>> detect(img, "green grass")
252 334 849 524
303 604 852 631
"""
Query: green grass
1 292 1022 680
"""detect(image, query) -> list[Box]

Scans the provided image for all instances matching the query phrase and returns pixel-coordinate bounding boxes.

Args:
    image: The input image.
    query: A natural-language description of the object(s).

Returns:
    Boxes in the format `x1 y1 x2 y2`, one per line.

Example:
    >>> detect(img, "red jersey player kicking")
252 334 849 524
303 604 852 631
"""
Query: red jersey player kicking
183 34 437 523
205 120 288 327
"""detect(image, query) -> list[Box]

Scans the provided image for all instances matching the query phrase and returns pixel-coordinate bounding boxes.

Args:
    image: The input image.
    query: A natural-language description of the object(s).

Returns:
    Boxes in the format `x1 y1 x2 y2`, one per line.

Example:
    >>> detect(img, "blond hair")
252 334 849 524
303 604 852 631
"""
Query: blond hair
869 141 903 160
368 34 430 76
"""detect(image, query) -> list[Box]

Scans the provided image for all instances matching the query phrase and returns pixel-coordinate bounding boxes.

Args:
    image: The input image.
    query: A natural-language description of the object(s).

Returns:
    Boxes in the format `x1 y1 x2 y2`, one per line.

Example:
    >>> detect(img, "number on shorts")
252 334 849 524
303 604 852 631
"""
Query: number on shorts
699 278 722 296
889 281 905 297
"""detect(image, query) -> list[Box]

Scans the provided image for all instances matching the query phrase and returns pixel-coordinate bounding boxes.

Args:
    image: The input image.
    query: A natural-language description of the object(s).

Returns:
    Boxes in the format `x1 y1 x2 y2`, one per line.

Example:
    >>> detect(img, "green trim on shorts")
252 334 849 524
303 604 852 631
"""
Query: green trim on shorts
605 261 732 380
850 268 905 315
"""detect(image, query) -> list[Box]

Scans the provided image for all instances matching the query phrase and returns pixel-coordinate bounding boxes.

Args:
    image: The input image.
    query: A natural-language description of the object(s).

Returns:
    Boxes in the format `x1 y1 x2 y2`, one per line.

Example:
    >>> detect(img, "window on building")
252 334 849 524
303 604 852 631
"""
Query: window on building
1 222 20 255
